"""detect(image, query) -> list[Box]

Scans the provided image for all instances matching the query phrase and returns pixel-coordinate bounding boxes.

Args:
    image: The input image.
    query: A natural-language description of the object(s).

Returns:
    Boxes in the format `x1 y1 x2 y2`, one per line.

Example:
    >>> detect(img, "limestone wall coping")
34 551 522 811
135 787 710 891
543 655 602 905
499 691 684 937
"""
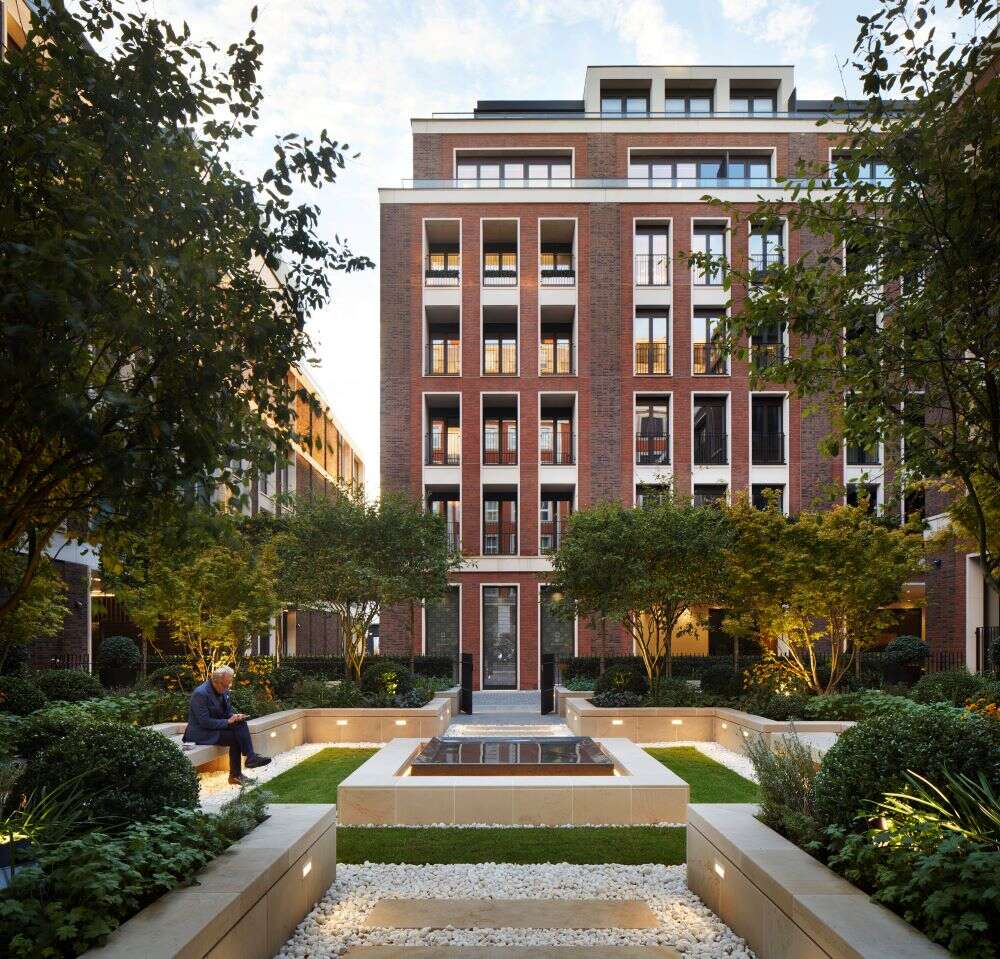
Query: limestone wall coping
687 803 948 959
84 803 337 959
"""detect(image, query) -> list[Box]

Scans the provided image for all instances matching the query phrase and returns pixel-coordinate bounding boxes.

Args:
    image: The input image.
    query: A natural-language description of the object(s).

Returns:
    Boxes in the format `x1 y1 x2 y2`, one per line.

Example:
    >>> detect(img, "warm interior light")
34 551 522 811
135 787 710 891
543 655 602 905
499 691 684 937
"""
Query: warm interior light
336 719 349 726
714 862 725 879
671 719 683 726
302 860 312 878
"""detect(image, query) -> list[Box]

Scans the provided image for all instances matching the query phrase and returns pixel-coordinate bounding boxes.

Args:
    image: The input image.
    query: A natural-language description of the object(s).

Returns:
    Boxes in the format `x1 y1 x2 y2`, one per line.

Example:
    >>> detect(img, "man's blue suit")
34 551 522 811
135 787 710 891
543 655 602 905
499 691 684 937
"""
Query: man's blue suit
183 679 254 777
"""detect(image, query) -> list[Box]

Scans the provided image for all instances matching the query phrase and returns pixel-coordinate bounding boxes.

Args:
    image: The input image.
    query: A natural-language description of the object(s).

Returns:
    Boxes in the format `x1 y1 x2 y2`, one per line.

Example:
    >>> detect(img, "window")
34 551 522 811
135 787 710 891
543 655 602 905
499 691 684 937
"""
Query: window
540 497 572 552
634 226 670 286
726 157 771 185
482 249 517 286
628 155 770 186
635 397 670 465
483 324 517 374
483 586 518 688
749 227 784 277
692 310 728 375
636 484 670 507
540 324 573 374
483 416 517 465
425 586 459 667
752 484 785 511
846 482 879 514
694 484 727 507
540 416 573 465
634 310 669 374
693 226 726 285
426 249 460 285
693 397 727 465
751 396 785 465
601 92 649 115
483 498 517 555
429 496 461 549
457 156 570 185
730 91 777 115
665 93 712 115
752 324 785 370
427 417 460 465
831 154 893 186
540 246 574 284
427 323 460 375
540 586 574 659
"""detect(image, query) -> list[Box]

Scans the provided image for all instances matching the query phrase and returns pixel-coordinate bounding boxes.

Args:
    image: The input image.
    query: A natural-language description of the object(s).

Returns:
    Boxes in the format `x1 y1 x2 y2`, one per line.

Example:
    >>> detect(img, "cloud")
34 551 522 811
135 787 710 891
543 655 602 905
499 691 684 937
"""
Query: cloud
614 0 700 63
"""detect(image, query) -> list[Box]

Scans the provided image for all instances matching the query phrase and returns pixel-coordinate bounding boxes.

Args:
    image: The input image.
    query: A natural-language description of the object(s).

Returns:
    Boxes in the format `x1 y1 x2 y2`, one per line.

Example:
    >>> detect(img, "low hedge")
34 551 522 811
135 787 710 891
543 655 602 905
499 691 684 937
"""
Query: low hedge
20 721 200 825
594 664 649 697
0 676 47 715
908 669 996 706
31 669 105 704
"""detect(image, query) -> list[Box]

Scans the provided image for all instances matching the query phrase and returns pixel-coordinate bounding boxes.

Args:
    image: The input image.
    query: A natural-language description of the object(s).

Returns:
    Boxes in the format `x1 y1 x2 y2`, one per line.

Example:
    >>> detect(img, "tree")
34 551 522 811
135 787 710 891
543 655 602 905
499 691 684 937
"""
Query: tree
0 0 371 621
722 496 924 694
0 552 67 672
105 507 279 681
271 487 454 681
687 0 1000 594
550 497 732 693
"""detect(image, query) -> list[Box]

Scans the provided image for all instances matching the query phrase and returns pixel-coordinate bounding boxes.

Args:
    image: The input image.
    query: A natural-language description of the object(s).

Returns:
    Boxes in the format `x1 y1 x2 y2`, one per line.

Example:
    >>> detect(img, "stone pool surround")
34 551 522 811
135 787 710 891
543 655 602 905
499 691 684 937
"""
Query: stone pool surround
149 695 455 771
561 692 853 759
336 737 689 826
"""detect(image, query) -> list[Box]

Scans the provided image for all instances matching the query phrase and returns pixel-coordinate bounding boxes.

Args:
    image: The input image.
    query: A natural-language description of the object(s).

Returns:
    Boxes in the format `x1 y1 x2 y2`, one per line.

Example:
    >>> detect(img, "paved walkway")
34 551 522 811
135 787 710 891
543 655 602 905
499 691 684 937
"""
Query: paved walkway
445 690 572 737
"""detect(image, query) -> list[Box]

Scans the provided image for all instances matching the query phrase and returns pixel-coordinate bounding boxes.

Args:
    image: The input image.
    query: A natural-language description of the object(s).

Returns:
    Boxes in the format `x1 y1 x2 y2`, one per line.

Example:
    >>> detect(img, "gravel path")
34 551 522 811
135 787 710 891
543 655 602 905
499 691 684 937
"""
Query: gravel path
276 863 753 958
198 742 379 812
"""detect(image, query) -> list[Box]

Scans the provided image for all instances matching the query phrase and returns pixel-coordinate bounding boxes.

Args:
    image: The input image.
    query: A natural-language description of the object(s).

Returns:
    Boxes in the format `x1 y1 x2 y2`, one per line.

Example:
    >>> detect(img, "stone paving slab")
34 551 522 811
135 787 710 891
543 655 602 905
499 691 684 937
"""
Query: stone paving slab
362 899 660 930
345 947 680 958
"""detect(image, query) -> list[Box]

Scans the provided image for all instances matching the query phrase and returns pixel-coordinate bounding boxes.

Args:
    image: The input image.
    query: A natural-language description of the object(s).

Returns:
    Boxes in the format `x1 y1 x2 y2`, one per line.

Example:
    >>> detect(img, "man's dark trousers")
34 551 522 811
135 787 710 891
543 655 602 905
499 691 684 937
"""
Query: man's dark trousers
216 720 254 777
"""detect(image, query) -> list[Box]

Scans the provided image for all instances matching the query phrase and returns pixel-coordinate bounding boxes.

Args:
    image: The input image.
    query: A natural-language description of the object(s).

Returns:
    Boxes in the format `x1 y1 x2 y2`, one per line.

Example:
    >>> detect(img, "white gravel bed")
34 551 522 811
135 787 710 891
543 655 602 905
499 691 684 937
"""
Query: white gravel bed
276 863 754 958
342 821 684 829
641 740 757 784
198 742 379 811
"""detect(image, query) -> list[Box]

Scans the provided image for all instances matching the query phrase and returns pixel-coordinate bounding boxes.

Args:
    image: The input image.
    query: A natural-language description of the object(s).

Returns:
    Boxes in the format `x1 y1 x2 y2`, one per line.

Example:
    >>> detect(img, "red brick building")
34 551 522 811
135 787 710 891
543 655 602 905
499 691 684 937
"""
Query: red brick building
378 64 995 688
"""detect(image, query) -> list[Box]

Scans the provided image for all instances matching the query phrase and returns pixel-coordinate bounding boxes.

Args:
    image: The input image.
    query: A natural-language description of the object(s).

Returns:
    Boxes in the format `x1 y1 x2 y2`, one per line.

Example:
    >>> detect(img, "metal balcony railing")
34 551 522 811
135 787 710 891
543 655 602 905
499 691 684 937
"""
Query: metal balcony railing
445 521 461 551
425 255 460 286
693 431 728 465
483 523 518 556
635 433 670 465
540 517 569 554
540 262 575 286
752 341 785 371
482 253 517 286
539 341 574 375
752 432 786 465
749 252 784 282
425 432 461 466
483 444 517 466
483 340 518 375
540 433 574 465
426 340 461 375
635 341 669 375
847 445 881 466
692 343 728 375
634 253 670 286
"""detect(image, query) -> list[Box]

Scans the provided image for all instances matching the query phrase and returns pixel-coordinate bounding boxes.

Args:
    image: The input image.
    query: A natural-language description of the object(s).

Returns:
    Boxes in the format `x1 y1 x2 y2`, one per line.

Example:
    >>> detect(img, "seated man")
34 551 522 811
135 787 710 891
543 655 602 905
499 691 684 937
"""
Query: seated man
183 665 271 785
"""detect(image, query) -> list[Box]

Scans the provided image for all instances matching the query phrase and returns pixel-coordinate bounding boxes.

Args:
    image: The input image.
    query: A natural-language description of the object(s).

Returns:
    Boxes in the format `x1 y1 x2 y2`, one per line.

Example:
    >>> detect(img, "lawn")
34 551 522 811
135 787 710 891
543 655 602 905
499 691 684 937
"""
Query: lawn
261 747 377 803
645 746 759 803
337 826 685 865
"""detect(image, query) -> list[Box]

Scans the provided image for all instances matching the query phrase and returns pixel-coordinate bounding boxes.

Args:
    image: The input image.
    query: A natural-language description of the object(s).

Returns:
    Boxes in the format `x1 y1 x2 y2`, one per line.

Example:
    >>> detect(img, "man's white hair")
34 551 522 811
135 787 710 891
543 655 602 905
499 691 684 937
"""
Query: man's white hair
211 665 235 678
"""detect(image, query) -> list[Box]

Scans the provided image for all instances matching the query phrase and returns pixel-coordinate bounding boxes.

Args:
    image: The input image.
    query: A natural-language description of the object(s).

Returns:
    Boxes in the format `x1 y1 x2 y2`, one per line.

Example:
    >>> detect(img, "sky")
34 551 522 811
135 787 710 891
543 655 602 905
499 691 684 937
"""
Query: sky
129 0 913 489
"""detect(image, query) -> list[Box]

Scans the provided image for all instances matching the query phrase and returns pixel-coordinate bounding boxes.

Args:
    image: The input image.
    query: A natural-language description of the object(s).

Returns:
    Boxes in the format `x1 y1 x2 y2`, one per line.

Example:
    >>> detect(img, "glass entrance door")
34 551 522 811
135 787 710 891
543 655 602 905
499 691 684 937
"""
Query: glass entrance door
482 585 518 688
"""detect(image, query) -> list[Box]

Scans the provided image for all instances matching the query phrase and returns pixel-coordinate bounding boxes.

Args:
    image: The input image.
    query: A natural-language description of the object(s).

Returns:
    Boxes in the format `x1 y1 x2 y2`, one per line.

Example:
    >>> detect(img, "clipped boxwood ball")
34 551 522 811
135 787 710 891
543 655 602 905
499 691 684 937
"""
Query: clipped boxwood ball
0 675 48 715
360 660 415 698
21 721 199 824
32 668 104 703
882 634 929 668
96 635 141 672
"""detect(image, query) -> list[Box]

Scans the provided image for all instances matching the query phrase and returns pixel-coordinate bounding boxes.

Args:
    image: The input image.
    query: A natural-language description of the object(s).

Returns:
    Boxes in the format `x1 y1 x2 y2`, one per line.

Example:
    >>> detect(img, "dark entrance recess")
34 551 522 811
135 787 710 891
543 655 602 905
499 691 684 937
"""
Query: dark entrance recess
460 653 473 714
540 653 556 714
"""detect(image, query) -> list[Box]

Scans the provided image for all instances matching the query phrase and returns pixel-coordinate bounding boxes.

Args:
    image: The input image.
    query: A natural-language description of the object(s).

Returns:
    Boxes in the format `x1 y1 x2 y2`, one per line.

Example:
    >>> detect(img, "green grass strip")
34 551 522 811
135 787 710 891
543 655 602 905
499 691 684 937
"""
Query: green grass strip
260 747 377 803
645 746 759 804
337 826 686 865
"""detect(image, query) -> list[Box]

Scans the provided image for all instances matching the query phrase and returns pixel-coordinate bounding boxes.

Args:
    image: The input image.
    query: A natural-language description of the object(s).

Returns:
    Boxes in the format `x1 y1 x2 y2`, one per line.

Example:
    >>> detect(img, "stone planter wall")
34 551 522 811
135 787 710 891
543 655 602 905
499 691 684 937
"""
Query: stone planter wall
687 803 948 959
85 803 337 959
554 686 595 717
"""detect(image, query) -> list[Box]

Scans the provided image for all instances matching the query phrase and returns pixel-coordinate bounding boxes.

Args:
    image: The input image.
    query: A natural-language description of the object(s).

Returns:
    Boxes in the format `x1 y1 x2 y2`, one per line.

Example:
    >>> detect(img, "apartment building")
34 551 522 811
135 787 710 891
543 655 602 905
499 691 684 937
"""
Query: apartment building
379 63 995 689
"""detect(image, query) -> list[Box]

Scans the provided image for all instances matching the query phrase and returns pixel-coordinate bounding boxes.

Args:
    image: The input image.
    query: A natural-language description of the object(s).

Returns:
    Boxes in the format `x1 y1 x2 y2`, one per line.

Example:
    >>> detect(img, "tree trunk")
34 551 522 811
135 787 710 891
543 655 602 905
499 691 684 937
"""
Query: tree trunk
409 601 416 674
599 617 607 675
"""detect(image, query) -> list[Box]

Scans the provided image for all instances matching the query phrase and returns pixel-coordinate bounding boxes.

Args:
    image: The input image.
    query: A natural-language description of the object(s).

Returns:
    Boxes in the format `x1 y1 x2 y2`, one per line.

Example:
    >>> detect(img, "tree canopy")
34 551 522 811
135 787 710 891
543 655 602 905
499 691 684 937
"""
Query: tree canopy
0 0 371 621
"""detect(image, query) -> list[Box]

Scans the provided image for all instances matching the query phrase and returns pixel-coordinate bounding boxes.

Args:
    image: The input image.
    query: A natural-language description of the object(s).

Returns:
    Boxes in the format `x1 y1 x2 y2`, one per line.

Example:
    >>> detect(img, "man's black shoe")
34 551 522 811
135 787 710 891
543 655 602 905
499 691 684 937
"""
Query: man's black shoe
245 754 272 769
228 774 255 786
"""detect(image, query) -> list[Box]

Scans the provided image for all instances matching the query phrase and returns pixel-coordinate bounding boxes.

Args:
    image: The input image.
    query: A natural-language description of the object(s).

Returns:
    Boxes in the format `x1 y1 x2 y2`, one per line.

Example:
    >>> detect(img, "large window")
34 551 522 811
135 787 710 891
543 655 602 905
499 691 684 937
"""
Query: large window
540 586 574 660
665 92 712 115
483 496 517 555
601 91 648 115
425 586 459 669
457 156 570 185
749 227 784 277
634 310 669 374
692 310 728 375
635 397 670 465
483 586 518 688
483 416 517 465
729 91 776 115
539 496 572 553
634 226 670 286
483 324 517 375
693 396 728 465
628 155 770 186
693 226 726 285
751 396 785 465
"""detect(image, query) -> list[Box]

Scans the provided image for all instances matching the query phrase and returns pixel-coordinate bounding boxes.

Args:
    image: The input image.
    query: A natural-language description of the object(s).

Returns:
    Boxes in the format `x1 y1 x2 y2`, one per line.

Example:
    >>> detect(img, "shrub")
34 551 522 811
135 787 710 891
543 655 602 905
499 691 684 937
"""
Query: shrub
740 687 811 721
415 675 455 692
142 661 200 692
700 663 743 697
380 655 455 679
0 676 47 715
283 655 346 680
594 664 649 697
882 634 929 668
384 687 433 708
360 660 415 699
227 686 282 718
744 731 823 848
644 677 703 707
95 636 141 672
591 690 643 708
812 702 1000 832
560 656 599 681
31 669 104 703
268 664 302 699
909 669 992 706
20 721 199 825
563 675 596 691
290 678 367 708
800 690 913 722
